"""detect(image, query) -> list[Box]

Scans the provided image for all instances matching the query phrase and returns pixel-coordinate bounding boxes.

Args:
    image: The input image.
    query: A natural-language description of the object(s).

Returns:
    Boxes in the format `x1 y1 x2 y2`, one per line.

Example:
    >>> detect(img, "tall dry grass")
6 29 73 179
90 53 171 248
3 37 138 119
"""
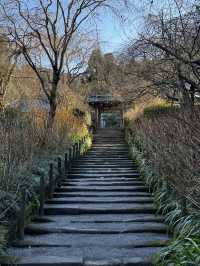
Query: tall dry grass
0 104 91 253
127 102 200 208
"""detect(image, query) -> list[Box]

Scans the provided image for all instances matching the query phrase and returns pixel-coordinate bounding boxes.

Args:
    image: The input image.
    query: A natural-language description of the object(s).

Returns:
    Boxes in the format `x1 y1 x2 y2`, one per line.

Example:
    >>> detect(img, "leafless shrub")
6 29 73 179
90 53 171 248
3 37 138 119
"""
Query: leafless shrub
131 107 200 207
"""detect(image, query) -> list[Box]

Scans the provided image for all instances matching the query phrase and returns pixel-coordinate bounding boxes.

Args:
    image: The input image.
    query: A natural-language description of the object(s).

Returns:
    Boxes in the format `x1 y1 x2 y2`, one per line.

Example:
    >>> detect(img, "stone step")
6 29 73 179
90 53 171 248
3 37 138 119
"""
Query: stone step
62 177 142 182
9 245 164 265
53 191 151 198
55 186 147 193
94 137 124 139
70 166 138 173
92 145 128 148
6 255 154 266
75 159 133 162
68 169 137 173
68 173 140 178
91 149 128 152
87 154 129 157
16 231 169 247
69 169 138 173
34 213 164 224
71 166 135 169
43 204 156 215
79 158 132 161
82 156 131 159
60 181 144 187
25 222 166 235
72 163 136 168
7 129 168 266
93 142 124 144
88 152 129 154
45 197 153 204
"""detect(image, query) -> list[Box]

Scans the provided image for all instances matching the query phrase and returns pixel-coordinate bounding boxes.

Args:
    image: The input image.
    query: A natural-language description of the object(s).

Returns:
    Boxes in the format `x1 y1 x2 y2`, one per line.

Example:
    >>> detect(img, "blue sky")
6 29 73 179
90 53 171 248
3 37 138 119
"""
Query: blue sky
95 5 145 54
98 17 129 53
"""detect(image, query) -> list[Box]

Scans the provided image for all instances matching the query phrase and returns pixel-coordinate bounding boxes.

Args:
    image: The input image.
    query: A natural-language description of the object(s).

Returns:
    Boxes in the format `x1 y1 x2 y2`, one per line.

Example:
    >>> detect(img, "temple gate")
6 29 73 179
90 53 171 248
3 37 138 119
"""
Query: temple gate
88 95 124 129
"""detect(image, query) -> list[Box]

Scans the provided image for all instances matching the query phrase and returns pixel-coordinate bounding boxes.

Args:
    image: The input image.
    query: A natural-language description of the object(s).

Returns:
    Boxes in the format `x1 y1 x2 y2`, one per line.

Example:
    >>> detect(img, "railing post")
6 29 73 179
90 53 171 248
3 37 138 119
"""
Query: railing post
73 144 76 160
74 143 78 160
17 188 26 240
72 145 75 160
48 163 54 198
39 175 45 216
82 138 85 155
64 152 69 178
77 141 80 158
57 157 62 185
181 197 187 216
69 146 73 161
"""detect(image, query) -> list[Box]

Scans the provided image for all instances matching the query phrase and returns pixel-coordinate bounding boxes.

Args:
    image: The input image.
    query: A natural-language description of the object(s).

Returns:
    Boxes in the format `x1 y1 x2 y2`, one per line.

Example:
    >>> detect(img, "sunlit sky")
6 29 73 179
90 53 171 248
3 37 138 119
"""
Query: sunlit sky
95 2 150 54
98 17 130 53
95 15 140 54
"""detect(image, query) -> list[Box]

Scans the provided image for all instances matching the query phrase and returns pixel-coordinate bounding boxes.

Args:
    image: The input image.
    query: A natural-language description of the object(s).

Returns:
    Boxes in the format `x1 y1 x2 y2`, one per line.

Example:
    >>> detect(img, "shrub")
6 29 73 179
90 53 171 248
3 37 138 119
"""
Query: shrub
0 103 91 253
125 100 200 266
143 103 178 117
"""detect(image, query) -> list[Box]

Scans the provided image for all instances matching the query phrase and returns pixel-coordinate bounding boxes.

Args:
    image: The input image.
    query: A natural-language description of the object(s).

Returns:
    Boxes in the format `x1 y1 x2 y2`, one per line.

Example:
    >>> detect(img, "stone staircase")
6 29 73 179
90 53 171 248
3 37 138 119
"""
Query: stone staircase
8 129 169 266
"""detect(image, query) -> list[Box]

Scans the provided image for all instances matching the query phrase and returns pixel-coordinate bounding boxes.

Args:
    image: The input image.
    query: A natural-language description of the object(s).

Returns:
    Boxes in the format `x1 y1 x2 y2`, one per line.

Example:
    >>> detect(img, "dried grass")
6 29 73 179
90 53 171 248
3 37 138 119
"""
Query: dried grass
127 102 200 208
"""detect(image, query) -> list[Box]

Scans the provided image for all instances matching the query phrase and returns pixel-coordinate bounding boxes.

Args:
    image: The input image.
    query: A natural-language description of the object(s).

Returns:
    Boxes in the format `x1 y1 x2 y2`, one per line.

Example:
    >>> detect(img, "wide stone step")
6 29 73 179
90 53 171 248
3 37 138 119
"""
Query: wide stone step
75 159 133 162
74 159 134 162
60 181 143 187
16 231 169 247
36 221 165 233
69 169 138 174
43 204 156 215
88 151 129 154
25 222 166 235
34 213 164 224
45 197 153 204
9 245 165 265
69 168 138 171
92 145 128 148
53 191 151 198
91 149 128 152
62 177 142 182
68 173 140 178
6 255 154 266
72 163 136 168
80 155 130 158
55 186 146 193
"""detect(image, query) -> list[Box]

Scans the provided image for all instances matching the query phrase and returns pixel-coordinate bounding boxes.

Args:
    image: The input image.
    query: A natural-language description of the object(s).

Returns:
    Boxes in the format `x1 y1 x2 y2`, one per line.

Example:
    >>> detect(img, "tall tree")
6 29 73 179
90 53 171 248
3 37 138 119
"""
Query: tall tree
0 0 130 134
125 0 200 108
0 37 19 109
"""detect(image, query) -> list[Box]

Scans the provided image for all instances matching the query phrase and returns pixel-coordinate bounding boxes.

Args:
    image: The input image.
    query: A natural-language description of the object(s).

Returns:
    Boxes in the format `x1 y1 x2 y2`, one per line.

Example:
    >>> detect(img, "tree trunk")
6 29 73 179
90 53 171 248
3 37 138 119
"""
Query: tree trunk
47 96 57 133
41 80 58 146
0 94 4 111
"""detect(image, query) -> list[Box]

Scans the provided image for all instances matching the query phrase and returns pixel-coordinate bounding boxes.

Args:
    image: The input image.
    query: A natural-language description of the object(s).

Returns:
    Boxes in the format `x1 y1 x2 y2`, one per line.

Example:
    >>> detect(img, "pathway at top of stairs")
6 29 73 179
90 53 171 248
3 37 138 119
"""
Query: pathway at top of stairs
7 129 169 266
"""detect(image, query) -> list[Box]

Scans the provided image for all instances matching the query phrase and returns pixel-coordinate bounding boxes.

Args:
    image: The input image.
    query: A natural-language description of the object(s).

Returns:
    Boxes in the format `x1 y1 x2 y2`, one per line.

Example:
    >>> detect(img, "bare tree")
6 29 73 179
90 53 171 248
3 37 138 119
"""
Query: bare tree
0 36 20 109
124 0 200 108
0 0 130 135
65 32 97 85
